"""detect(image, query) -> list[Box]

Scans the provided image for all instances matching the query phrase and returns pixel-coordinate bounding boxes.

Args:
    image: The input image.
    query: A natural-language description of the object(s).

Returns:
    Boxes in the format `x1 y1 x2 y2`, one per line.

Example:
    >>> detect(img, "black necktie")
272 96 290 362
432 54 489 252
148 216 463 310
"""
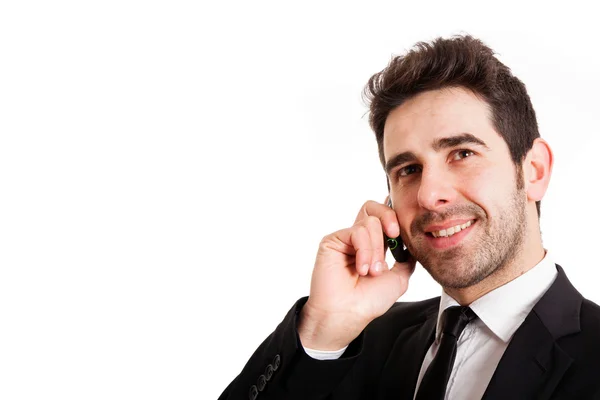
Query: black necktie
415 306 478 400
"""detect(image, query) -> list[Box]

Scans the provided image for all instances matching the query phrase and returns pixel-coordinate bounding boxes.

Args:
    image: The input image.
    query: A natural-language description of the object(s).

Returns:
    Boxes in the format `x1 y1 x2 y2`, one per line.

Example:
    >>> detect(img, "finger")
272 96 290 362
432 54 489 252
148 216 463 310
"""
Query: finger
348 225 372 276
363 216 386 276
355 200 400 239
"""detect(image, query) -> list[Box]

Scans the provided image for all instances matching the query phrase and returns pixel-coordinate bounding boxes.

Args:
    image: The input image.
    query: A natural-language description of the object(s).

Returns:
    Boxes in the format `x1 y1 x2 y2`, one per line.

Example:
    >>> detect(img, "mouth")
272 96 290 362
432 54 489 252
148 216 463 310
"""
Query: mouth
424 219 477 250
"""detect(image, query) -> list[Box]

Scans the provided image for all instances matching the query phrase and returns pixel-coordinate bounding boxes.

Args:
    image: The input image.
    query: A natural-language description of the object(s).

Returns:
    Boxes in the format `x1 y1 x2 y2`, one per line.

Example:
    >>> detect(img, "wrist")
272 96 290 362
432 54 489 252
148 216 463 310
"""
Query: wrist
297 303 360 351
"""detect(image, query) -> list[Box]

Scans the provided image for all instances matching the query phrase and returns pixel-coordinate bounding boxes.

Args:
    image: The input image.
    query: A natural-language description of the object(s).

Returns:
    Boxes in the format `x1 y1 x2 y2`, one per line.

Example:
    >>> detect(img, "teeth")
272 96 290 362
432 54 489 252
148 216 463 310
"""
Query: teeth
431 220 473 238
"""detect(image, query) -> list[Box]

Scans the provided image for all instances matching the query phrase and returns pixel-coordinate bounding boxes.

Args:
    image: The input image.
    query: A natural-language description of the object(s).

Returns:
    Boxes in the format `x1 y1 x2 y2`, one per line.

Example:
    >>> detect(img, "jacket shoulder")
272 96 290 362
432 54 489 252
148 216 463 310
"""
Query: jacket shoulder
366 296 440 337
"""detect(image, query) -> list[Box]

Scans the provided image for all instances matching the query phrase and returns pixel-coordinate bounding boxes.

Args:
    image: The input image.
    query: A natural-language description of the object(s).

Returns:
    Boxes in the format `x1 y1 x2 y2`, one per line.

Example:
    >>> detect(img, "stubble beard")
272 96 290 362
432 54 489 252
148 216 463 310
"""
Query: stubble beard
405 184 528 289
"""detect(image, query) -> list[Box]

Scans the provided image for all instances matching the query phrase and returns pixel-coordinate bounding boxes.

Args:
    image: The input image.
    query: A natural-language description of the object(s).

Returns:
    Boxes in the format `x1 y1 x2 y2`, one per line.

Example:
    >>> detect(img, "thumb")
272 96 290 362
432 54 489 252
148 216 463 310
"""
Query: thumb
390 259 416 279
386 260 416 296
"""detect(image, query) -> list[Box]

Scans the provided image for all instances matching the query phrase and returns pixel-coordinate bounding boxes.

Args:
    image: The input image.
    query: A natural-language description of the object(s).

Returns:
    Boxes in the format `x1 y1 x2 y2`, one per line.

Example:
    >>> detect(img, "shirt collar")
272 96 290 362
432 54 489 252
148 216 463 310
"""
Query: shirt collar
435 249 558 343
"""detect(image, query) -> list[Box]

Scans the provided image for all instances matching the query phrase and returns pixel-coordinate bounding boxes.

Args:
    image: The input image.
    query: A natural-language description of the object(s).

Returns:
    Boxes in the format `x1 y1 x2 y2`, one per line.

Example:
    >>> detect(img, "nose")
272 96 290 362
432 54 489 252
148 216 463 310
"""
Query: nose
416 166 457 211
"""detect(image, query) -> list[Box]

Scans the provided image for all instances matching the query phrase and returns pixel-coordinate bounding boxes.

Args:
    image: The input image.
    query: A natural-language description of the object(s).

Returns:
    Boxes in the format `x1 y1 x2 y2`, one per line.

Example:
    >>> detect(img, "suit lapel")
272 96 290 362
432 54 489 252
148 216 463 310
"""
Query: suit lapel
481 311 573 400
378 310 438 400
482 264 581 400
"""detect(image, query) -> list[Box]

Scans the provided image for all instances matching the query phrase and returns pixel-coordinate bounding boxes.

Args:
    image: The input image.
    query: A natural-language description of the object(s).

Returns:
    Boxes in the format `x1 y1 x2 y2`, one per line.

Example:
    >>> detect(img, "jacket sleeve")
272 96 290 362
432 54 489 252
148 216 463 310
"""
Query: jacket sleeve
218 296 364 400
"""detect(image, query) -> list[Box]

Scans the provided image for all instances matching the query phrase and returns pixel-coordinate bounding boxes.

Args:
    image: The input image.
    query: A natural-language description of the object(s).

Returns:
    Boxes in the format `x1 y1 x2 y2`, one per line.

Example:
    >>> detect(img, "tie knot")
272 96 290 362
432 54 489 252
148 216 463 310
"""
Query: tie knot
441 306 477 339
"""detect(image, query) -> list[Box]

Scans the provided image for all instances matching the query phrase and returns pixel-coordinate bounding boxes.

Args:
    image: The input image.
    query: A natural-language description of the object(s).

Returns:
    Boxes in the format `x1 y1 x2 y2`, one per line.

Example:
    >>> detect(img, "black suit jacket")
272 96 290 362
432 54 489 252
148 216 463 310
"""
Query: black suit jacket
219 265 600 399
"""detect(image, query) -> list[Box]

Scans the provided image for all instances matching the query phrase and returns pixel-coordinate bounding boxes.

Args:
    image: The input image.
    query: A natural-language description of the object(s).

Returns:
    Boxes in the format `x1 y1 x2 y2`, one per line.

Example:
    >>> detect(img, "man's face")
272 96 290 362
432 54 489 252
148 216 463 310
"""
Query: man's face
383 87 528 289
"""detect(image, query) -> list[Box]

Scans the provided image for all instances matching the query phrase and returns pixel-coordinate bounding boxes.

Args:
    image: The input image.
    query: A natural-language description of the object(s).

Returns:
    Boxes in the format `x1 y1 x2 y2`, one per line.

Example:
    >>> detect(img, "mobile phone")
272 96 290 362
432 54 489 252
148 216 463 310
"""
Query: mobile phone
385 198 411 263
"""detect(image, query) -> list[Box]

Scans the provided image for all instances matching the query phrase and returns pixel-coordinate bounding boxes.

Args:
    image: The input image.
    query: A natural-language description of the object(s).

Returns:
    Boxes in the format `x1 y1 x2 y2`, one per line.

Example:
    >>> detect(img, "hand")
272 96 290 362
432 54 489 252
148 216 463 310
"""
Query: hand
298 198 416 350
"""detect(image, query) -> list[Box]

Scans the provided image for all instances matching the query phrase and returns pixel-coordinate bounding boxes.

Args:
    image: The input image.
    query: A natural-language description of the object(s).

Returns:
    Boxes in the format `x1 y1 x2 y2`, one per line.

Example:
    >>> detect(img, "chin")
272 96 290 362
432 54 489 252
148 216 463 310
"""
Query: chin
425 261 494 289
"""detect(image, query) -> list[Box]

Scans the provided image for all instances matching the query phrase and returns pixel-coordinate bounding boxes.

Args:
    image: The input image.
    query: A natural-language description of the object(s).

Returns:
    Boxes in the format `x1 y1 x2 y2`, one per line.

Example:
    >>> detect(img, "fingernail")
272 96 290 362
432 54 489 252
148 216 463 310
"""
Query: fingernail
374 262 382 272
362 264 370 274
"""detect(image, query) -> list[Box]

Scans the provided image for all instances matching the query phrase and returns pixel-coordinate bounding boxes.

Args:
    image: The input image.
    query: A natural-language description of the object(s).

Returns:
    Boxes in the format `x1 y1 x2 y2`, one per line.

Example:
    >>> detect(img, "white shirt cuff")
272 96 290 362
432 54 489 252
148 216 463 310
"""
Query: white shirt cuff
303 345 348 360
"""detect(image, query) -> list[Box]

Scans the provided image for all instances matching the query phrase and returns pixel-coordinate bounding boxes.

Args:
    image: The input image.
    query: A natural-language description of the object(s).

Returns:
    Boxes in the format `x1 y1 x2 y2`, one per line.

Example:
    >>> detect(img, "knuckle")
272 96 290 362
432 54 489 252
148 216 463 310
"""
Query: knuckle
374 238 384 249
320 232 334 243
366 215 382 227
364 199 377 208
355 225 369 237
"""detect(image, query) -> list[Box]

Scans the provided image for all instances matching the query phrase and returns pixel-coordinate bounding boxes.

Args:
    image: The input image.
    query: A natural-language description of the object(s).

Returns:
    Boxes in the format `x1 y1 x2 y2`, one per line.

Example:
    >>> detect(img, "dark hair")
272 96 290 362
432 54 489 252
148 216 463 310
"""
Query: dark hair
363 34 541 217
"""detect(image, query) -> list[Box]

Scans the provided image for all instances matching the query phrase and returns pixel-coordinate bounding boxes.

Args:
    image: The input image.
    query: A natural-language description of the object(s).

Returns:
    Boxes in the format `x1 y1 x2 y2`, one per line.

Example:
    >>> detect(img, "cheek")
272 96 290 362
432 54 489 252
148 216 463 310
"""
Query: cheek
389 185 418 218
460 166 513 215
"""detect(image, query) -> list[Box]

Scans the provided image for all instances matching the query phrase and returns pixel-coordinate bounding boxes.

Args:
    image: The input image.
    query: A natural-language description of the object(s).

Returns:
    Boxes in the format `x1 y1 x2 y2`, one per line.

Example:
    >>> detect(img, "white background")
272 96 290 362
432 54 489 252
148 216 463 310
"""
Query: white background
1 1 599 399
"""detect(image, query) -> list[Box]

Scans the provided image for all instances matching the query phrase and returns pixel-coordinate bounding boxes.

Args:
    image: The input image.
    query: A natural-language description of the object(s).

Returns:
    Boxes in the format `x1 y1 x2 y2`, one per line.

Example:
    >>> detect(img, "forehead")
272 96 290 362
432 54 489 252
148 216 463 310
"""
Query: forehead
382 87 503 161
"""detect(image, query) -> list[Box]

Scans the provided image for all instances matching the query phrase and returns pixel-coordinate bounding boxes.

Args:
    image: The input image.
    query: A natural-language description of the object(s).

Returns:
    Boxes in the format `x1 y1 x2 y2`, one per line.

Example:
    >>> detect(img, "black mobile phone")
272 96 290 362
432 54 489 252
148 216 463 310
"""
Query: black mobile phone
385 198 411 263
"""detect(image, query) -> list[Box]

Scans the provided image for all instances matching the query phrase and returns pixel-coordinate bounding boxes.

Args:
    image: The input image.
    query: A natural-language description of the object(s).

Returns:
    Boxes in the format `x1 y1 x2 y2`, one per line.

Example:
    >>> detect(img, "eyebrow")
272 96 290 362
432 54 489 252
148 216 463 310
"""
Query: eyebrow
384 133 490 175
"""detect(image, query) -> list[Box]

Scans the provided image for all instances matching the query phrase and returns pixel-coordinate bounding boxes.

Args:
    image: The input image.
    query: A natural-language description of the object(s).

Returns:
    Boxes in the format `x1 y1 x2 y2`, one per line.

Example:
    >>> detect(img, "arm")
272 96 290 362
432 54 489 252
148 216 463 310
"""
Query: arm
218 297 361 400
219 199 416 399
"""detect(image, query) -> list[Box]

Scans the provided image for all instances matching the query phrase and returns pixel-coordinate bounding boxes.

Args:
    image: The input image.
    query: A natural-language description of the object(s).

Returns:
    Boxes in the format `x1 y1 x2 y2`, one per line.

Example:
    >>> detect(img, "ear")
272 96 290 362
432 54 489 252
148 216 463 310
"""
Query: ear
523 138 554 202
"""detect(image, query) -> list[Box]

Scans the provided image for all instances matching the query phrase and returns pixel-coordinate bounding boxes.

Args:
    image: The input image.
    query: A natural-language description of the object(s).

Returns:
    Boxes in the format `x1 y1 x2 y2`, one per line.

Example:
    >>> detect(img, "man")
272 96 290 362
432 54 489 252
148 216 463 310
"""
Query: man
219 35 600 399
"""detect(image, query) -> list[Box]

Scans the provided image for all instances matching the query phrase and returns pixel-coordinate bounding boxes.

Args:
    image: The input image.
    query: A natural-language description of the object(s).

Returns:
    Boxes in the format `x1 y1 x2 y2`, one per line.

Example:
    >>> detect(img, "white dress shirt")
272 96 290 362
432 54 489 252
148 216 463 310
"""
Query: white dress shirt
304 250 558 400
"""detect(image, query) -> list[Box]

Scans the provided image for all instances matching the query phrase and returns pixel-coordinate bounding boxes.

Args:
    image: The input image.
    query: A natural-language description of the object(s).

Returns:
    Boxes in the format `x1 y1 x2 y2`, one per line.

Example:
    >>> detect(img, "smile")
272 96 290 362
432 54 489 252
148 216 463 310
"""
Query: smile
429 220 475 238
425 220 477 250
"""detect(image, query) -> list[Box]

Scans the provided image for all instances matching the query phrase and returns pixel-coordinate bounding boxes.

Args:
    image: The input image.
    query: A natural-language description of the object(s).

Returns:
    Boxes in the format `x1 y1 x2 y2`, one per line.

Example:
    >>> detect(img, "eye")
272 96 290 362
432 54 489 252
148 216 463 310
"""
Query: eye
398 164 422 177
452 149 475 161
